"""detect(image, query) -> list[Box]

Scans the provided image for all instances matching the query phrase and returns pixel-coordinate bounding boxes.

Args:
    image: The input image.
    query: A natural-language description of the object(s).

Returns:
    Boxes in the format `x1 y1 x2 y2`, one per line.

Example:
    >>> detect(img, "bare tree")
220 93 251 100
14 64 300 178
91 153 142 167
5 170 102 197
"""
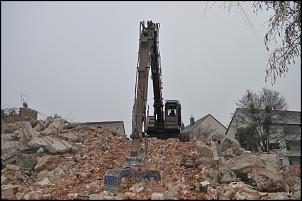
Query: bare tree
206 1 301 84
235 88 288 152
252 1 301 84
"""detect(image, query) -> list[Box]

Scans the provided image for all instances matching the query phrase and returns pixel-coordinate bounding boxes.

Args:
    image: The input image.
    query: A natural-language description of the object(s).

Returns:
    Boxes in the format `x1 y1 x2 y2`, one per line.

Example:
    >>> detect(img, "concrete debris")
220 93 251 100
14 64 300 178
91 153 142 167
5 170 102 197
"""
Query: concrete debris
34 155 53 172
5 164 21 171
89 192 115 200
24 191 43 200
1 185 19 197
219 166 237 183
1 115 300 200
196 141 214 158
37 177 51 185
254 167 284 192
16 152 37 171
28 136 72 153
260 192 291 200
217 137 245 159
151 192 164 200
36 147 44 155
235 186 261 200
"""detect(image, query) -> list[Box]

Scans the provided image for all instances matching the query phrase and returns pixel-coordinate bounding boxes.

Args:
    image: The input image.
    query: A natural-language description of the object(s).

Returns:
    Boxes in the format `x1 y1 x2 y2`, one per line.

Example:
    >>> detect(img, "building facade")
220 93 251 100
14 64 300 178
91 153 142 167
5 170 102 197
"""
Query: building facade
226 108 301 166
183 114 227 138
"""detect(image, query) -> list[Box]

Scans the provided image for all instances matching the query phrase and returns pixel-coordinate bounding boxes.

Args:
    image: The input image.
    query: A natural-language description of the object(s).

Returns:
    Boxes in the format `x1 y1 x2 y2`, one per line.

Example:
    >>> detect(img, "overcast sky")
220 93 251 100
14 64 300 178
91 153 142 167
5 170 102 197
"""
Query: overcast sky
2 1 301 136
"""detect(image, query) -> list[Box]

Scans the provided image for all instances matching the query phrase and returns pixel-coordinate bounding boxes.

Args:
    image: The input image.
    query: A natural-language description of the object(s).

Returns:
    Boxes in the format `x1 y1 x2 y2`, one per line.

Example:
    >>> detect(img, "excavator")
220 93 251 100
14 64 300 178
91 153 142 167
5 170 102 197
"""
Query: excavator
103 21 189 193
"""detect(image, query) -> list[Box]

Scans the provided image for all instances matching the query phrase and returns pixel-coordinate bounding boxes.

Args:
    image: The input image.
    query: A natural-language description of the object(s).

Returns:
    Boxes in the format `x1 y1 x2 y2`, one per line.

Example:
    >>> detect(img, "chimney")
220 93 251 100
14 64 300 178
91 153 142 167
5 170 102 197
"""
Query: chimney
190 116 194 126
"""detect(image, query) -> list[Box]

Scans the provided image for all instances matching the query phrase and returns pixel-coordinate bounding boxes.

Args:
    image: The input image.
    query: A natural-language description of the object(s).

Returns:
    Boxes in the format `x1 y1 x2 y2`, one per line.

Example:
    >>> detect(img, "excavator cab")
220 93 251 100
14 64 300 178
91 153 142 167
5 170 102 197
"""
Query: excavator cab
164 100 181 136
146 100 181 139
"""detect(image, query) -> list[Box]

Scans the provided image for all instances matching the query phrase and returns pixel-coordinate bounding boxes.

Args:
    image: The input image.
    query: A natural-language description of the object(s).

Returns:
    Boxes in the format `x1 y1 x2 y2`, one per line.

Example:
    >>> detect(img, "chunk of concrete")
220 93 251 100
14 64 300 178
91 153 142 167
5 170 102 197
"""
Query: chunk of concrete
254 167 284 192
35 155 53 172
151 192 164 200
218 137 245 158
16 152 37 171
6 164 21 171
38 177 51 185
22 121 38 140
196 142 214 158
89 192 115 200
24 191 43 200
219 166 237 183
28 136 72 153
235 186 261 200
260 192 290 200
42 117 65 135
1 185 19 197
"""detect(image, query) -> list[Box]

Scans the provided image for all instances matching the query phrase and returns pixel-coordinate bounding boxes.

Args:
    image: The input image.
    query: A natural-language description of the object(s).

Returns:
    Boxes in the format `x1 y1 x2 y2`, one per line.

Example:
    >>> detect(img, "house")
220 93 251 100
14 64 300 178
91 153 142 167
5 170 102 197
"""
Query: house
80 121 126 136
226 108 301 166
182 114 227 138
2 103 38 124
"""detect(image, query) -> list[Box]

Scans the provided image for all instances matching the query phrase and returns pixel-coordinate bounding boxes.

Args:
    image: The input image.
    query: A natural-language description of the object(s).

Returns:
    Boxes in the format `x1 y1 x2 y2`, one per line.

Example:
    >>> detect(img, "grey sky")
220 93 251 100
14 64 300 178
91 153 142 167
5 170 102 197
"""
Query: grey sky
2 1 301 136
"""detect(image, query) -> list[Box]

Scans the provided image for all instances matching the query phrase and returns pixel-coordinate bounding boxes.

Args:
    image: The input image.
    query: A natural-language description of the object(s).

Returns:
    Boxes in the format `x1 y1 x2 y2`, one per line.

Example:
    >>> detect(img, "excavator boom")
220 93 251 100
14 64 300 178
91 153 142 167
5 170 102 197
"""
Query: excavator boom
103 21 161 193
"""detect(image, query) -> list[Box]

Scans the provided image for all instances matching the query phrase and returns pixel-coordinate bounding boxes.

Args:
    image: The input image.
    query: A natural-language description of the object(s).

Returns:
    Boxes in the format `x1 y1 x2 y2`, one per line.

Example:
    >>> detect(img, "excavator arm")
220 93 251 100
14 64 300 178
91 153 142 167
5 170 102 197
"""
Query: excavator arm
103 21 162 193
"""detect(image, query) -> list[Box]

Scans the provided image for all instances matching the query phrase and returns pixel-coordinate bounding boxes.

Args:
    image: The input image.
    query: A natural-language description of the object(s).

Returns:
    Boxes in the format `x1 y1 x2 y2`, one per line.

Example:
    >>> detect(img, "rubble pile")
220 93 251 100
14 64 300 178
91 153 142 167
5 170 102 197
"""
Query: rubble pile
1 117 301 200
1 117 131 199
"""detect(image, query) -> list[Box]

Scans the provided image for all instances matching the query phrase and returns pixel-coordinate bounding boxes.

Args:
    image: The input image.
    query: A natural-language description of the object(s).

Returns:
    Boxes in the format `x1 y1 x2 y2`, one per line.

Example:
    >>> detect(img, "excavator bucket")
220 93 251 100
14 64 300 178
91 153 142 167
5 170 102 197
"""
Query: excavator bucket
103 168 131 194
103 167 161 194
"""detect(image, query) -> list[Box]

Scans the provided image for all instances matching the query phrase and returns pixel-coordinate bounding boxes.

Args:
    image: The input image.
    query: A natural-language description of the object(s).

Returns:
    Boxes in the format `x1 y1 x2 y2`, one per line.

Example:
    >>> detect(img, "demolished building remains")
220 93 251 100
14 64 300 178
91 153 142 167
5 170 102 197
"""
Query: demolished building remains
1 106 300 200
226 108 301 166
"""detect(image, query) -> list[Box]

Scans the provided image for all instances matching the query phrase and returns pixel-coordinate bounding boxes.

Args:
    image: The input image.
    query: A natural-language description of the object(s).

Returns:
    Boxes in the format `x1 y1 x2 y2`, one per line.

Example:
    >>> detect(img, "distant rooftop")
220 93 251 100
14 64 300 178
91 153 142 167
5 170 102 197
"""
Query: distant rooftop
76 121 126 136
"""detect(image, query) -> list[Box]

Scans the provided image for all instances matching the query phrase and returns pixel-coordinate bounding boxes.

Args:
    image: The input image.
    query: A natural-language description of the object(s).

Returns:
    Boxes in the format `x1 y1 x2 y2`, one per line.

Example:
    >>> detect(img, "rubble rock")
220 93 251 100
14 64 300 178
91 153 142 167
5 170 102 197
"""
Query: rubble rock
196 142 214 158
28 136 72 153
24 116 39 128
292 190 301 200
234 185 261 200
207 186 219 199
163 191 175 200
151 192 164 200
254 167 284 192
129 182 144 193
34 155 53 172
6 164 21 171
219 166 237 183
1 185 19 197
24 191 43 200
42 117 65 135
42 193 52 199
16 152 37 171
38 177 51 185
221 188 235 200
124 192 137 199
1 175 7 185
22 121 38 140
89 192 115 200
64 132 78 141
260 192 290 200
226 152 279 185
217 137 245 158
180 154 201 168
36 147 44 155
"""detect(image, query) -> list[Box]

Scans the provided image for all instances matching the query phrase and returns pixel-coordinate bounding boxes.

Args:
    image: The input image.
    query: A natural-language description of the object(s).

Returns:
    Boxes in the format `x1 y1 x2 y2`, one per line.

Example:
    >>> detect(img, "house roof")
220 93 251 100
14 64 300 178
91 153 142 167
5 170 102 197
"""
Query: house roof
225 108 301 135
183 114 227 133
77 121 126 136
271 110 301 124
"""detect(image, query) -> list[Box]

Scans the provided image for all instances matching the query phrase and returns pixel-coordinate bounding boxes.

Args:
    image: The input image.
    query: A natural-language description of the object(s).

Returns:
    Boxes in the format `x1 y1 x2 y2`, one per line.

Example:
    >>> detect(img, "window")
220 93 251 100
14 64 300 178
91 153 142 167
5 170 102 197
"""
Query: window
269 143 280 150
168 109 176 117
